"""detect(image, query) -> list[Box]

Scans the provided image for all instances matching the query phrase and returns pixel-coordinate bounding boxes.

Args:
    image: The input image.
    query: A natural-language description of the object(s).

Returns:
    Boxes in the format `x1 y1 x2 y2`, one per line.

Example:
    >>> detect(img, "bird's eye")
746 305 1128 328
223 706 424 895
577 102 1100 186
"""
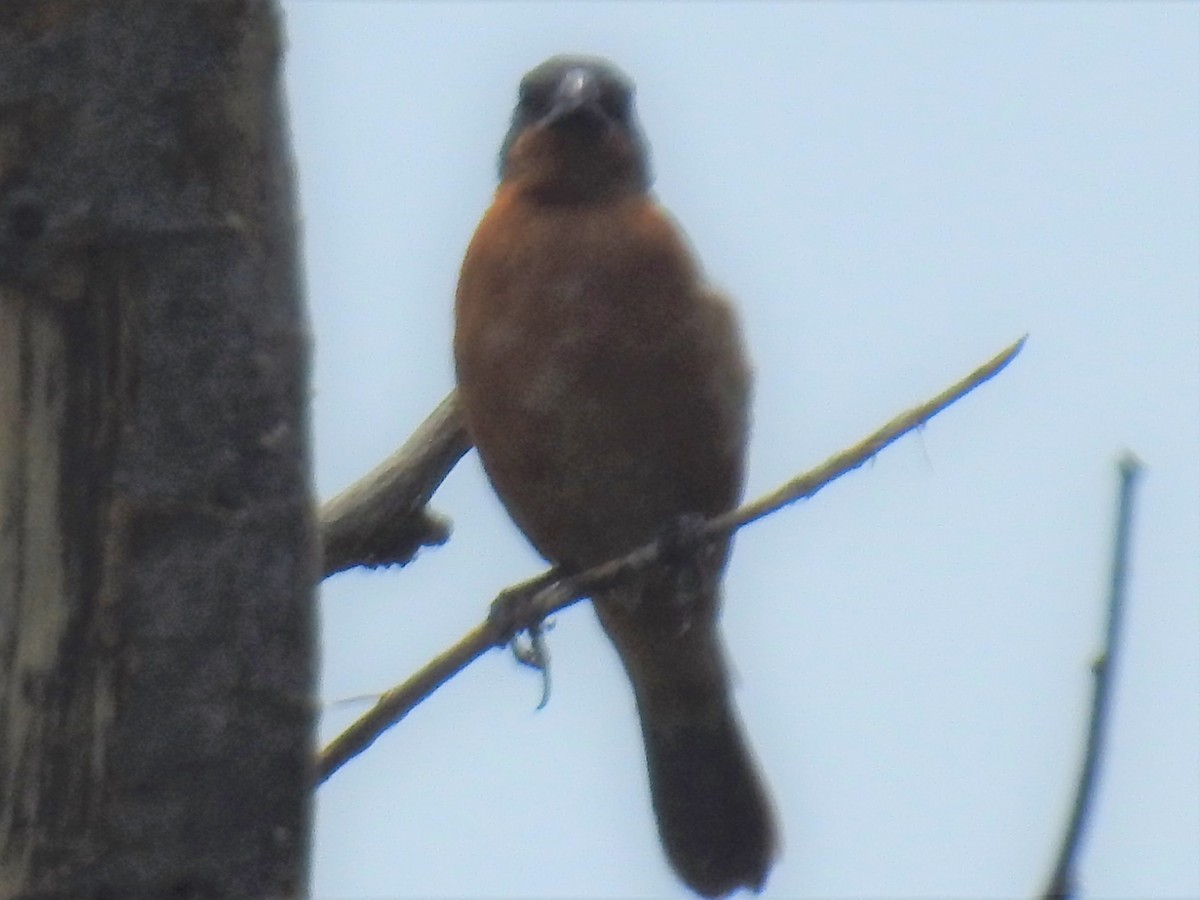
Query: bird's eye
519 80 554 117
599 84 632 122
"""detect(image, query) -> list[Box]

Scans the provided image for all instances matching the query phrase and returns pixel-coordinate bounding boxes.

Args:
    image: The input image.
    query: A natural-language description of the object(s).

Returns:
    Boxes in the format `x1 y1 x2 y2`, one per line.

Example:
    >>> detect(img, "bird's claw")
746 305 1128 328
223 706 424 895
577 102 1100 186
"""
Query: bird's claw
655 512 713 610
489 577 556 708
655 512 710 565
512 623 553 709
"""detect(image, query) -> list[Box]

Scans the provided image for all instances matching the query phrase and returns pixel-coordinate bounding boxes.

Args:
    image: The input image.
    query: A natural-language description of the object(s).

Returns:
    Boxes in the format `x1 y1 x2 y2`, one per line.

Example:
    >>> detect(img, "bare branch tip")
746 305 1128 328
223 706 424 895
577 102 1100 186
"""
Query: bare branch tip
1118 451 1144 478
993 333 1028 370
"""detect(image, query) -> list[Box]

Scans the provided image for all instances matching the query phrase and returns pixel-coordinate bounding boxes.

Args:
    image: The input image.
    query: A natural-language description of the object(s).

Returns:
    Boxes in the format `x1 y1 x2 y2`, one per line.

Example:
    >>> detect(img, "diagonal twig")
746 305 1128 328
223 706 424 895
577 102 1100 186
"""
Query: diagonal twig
1042 453 1144 900
316 336 1026 784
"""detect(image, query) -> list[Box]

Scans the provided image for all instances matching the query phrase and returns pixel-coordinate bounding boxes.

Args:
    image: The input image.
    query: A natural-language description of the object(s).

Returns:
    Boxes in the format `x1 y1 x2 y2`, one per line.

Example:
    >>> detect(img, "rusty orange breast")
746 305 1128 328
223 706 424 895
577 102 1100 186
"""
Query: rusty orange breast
454 184 751 569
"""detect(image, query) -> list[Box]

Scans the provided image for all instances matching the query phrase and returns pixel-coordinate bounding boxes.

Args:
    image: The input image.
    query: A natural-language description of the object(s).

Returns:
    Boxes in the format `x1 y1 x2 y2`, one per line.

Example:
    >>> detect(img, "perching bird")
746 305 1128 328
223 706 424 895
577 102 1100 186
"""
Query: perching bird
454 55 776 897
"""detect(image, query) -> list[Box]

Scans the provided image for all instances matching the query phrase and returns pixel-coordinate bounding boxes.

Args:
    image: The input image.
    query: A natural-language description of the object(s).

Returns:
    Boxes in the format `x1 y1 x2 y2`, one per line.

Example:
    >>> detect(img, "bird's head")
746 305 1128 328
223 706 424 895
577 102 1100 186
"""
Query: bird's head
498 55 651 202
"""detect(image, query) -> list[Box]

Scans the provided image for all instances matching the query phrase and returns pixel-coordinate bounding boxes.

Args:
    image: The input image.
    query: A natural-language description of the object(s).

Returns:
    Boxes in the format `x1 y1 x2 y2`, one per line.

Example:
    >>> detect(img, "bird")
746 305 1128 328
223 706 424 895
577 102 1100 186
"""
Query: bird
454 55 776 897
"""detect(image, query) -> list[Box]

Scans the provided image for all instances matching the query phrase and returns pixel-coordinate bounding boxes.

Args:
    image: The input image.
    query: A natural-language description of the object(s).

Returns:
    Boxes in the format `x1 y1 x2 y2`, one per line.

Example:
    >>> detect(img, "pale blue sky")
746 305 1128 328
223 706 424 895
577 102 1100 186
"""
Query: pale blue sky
284 3 1199 897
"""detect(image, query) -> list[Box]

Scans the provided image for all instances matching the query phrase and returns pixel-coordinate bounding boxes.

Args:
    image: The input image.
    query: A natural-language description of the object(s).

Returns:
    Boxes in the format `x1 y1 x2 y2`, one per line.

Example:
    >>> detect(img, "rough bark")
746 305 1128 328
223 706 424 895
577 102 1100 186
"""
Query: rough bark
0 2 316 898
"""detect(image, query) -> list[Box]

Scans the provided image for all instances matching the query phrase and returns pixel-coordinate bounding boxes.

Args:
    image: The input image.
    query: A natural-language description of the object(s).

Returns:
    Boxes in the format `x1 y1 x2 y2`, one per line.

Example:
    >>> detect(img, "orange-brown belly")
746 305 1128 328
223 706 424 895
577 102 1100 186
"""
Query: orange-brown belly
454 189 750 569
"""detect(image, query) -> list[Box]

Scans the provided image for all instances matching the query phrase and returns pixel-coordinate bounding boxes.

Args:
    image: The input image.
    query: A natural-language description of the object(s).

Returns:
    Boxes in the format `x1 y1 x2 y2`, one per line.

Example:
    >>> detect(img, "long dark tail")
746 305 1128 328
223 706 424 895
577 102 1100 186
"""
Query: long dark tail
639 684 776 897
596 588 777 897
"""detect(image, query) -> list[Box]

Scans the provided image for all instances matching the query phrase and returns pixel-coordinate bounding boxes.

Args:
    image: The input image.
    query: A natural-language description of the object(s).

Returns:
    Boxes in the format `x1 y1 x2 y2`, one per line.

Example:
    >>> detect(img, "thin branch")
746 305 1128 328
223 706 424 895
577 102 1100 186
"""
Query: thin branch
1042 453 1144 900
317 336 1026 784
712 335 1027 533
320 391 470 575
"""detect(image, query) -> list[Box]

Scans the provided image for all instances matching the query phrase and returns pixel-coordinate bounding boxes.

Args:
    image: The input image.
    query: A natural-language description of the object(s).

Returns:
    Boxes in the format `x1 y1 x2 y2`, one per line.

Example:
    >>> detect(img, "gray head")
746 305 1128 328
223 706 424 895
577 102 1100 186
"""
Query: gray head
497 55 652 198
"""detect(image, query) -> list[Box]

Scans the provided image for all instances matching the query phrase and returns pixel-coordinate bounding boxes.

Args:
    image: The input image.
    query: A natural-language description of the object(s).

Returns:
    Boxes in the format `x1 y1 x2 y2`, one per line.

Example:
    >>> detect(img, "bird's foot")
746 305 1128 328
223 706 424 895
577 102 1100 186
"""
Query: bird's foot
655 512 715 611
655 512 711 565
489 570 562 708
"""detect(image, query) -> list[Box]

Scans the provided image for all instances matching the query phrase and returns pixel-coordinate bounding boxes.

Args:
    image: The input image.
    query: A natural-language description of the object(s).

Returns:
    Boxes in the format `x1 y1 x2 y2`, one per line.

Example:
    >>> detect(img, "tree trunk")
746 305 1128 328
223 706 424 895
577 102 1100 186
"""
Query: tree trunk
0 2 316 897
